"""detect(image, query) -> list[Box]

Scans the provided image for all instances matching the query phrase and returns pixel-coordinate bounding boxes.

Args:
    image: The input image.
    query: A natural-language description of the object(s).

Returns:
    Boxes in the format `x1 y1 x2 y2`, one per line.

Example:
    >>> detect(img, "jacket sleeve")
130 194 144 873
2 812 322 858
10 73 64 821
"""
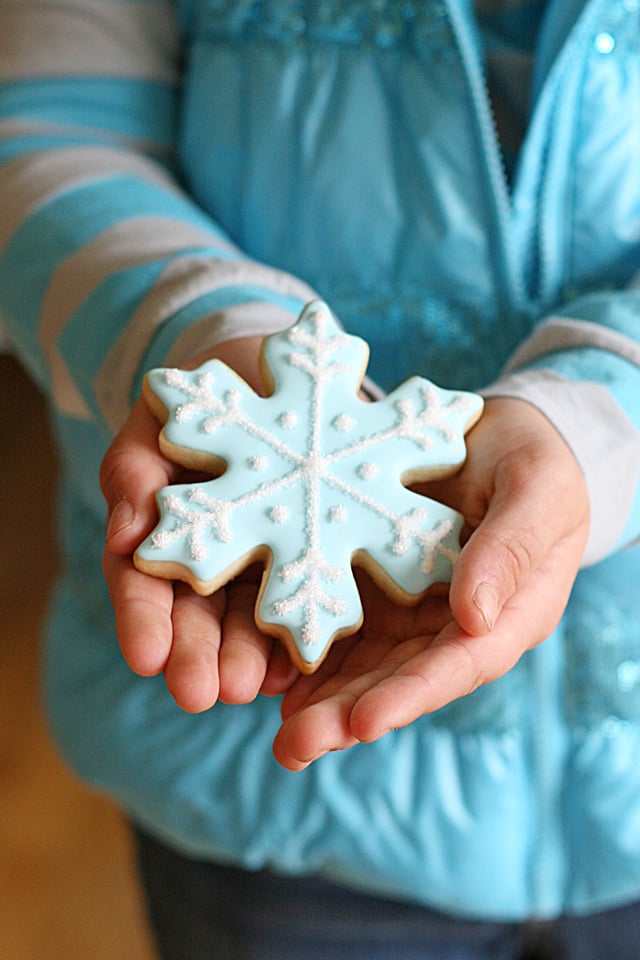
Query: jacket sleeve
483 293 640 565
0 0 315 438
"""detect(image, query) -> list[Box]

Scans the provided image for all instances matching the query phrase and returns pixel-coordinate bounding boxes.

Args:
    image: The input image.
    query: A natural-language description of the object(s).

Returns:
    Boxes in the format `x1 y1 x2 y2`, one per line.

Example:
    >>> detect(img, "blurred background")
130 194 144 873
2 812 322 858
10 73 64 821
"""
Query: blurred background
1 354 157 959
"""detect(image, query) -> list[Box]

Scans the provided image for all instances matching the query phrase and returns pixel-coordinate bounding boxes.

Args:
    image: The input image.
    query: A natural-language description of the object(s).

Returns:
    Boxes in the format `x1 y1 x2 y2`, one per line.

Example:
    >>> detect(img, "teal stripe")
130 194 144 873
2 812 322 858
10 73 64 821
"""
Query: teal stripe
524 348 640 430
0 175 233 383
57 258 172 425
0 175 231 341
175 0 196 33
56 245 246 418
135 284 306 397
0 79 177 147
557 290 640 346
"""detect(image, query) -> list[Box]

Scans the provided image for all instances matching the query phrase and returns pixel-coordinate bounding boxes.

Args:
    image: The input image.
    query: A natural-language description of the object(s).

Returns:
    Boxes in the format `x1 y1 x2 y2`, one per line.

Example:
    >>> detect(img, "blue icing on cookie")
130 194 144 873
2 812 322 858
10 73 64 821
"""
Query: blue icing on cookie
135 301 483 671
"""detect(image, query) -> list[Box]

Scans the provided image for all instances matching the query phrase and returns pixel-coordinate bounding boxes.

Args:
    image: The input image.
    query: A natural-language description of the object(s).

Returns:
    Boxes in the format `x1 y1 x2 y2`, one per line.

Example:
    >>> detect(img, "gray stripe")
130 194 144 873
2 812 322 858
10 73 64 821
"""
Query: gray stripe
0 119 66 140
504 317 640 373
95 258 317 431
0 144 179 256
164 301 308 367
0 0 179 81
41 217 236 353
40 218 238 419
50 351 93 420
0 145 184 419
0 117 174 158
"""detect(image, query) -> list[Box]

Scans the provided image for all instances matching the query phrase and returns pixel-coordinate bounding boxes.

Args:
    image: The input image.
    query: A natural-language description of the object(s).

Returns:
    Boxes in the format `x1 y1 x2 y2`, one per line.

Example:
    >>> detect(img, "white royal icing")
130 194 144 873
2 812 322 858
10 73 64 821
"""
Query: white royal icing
357 461 379 480
135 301 483 668
333 412 356 433
278 410 298 430
270 505 290 524
328 505 347 524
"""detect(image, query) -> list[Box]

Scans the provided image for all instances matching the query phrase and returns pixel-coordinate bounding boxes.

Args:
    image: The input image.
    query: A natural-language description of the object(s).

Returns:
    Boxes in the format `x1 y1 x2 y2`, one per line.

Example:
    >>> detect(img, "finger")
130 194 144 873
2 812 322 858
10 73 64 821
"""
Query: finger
350 533 583 743
260 643 300 697
274 632 408 769
276 537 581 767
273 693 362 771
164 583 226 713
348 623 504 743
449 451 588 636
100 397 181 555
102 549 174 676
217 581 274 704
279 587 452 720
279 620 405 720
278 634 359 719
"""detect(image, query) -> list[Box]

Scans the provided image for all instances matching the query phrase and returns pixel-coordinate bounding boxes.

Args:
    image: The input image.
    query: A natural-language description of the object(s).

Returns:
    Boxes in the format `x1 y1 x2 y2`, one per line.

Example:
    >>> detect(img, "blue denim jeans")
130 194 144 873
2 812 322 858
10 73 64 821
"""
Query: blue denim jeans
133 827 640 960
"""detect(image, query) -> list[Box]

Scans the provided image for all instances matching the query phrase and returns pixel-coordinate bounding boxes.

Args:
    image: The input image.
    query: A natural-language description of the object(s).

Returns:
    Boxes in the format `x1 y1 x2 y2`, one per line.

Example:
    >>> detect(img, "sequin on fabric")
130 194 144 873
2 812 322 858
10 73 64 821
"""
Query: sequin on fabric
198 0 455 51
591 0 640 57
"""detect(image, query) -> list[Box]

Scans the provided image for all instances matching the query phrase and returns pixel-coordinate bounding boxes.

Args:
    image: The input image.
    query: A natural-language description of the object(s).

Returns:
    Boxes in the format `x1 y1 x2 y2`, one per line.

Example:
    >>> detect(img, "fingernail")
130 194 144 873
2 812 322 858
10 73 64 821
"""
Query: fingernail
106 498 134 542
472 582 499 632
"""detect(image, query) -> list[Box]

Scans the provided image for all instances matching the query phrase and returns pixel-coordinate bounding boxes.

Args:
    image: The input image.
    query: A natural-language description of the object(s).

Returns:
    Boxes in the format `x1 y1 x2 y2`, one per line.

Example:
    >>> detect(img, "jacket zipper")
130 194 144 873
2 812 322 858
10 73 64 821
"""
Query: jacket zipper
444 0 530 317
445 0 605 310
442 0 587 918
444 0 618 918
532 0 607 307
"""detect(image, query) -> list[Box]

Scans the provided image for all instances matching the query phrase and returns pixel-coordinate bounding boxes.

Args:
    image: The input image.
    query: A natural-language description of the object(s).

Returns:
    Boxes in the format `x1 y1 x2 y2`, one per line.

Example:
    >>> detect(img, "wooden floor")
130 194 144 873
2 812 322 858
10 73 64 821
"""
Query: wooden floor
1 356 158 959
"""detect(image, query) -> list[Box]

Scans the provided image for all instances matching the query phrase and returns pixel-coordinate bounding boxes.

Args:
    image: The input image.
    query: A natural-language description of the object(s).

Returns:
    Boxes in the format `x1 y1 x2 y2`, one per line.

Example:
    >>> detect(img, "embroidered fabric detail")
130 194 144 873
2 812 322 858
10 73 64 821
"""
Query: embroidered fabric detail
198 0 455 51
428 659 529 736
324 286 524 392
565 567 640 730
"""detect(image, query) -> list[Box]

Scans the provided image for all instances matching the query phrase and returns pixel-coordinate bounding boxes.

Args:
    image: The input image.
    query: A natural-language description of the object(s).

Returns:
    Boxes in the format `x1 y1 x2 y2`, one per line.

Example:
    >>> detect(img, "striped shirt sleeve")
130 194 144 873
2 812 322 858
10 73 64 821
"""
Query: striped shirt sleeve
0 0 315 435
483 308 640 565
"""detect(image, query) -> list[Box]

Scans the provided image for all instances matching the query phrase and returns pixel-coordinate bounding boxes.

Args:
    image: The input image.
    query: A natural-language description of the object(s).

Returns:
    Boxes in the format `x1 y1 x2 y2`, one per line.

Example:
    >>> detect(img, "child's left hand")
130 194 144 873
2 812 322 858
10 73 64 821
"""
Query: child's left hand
100 336 301 712
272 396 591 770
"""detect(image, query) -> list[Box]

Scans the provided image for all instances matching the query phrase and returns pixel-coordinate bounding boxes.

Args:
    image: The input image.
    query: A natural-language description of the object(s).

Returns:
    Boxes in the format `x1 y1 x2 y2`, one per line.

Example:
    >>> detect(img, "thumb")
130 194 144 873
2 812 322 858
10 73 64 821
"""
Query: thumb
100 397 176 555
449 455 588 637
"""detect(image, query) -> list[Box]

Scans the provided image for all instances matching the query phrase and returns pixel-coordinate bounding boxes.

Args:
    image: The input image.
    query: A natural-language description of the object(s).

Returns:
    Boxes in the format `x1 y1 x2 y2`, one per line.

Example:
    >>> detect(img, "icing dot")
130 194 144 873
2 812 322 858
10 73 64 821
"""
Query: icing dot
357 461 379 480
333 412 356 432
328 505 347 524
270 505 290 524
248 455 268 471
278 410 298 430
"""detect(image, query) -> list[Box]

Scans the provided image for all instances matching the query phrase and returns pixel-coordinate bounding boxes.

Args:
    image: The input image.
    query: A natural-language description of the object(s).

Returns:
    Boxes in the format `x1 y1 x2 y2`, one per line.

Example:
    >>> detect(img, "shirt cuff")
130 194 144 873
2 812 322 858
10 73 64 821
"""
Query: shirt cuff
482 369 640 566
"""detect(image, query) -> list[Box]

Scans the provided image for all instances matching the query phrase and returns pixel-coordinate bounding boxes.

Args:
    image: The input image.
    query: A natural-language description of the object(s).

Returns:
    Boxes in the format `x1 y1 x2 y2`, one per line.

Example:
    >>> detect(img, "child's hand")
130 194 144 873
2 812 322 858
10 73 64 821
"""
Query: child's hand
100 337 299 713
272 397 591 770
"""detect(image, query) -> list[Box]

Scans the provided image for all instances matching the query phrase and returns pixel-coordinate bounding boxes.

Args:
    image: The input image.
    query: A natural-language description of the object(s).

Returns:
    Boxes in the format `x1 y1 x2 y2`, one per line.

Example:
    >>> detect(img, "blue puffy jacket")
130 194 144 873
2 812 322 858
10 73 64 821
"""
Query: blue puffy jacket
1 0 640 921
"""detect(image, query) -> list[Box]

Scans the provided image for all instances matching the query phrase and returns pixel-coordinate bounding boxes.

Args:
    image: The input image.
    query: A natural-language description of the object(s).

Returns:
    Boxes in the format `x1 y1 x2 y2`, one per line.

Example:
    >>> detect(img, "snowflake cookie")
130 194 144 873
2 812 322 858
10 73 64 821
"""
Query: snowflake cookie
134 301 483 673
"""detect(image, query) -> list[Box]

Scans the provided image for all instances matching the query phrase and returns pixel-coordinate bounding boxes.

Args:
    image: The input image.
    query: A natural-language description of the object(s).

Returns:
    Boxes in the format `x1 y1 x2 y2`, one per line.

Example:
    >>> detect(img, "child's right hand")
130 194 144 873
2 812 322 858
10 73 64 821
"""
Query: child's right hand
272 397 591 770
100 336 300 713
